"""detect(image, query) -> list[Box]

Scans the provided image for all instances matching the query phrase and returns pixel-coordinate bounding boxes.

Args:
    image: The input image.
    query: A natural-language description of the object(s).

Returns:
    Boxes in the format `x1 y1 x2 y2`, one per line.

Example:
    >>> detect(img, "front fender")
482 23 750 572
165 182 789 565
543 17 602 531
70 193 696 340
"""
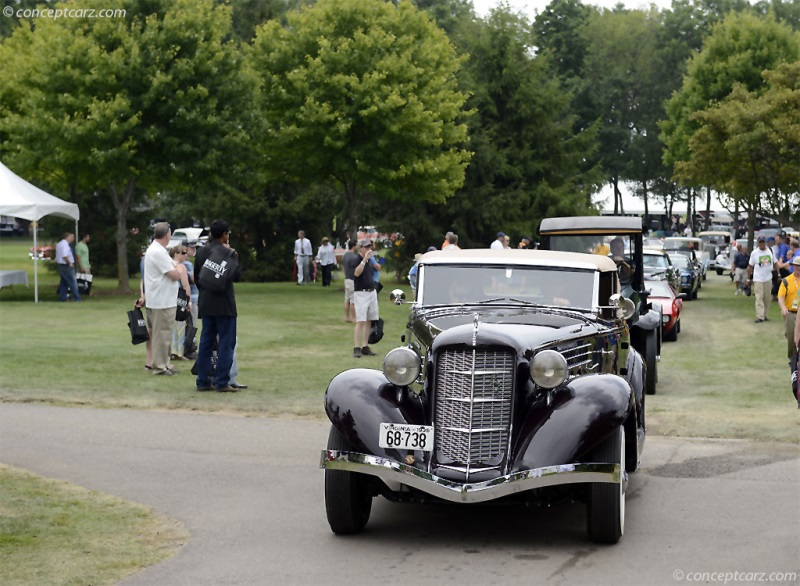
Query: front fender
511 374 632 472
325 369 424 460
634 308 661 333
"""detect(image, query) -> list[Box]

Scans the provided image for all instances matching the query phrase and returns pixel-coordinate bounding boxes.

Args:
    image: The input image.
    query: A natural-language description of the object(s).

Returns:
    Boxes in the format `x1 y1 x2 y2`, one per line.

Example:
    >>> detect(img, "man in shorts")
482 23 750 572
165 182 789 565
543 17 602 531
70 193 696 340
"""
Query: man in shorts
342 239 358 323
349 238 379 358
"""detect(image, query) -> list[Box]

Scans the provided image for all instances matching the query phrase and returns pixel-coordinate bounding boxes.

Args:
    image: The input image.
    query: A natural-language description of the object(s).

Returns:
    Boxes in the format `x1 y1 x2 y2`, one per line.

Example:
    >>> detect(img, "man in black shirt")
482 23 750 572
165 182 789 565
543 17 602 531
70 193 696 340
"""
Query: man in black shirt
194 220 242 392
349 238 380 358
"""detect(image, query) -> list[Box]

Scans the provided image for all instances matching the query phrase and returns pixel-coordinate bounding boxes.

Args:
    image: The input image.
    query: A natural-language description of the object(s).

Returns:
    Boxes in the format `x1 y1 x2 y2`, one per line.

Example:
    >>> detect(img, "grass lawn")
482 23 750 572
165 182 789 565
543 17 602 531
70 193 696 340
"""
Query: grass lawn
650 272 800 443
0 237 412 416
0 464 188 586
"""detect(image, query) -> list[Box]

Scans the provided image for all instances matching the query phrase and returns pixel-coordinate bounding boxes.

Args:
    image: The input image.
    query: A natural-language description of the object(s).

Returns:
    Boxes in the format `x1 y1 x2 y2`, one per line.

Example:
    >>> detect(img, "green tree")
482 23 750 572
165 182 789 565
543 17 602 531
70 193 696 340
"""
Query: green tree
676 62 800 241
533 0 593 85
432 6 600 246
0 0 258 290
225 0 316 42
753 0 800 31
661 11 799 171
412 0 475 37
579 8 664 214
250 0 472 233
661 11 800 238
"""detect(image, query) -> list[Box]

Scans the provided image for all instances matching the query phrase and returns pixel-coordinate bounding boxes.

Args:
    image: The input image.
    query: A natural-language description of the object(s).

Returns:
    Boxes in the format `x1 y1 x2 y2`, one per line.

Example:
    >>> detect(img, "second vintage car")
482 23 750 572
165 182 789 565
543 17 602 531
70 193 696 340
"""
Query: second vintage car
320 249 646 544
646 279 686 341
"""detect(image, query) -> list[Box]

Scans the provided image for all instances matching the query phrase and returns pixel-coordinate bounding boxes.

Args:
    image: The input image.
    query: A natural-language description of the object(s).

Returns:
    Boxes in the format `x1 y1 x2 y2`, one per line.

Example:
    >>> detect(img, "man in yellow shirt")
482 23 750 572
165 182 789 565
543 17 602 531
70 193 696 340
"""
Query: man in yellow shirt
778 256 800 371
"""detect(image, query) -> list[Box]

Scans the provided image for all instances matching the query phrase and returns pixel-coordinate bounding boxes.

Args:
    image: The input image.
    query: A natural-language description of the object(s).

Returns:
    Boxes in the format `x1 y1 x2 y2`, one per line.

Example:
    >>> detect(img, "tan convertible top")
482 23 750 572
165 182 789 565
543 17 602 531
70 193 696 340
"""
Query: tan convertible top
419 248 618 272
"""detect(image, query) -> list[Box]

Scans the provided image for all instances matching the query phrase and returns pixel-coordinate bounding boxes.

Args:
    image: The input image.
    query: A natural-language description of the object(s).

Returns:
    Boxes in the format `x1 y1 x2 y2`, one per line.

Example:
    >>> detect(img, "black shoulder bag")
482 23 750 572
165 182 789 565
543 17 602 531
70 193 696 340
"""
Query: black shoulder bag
198 246 239 293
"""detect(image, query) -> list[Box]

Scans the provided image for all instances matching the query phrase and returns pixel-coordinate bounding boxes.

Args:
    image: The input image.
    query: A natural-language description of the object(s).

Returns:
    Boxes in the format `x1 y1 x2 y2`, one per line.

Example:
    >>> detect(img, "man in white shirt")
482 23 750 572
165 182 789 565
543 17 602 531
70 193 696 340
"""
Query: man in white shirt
490 232 506 250
315 236 337 287
144 222 182 375
443 233 460 250
55 232 81 302
294 230 313 285
747 235 776 324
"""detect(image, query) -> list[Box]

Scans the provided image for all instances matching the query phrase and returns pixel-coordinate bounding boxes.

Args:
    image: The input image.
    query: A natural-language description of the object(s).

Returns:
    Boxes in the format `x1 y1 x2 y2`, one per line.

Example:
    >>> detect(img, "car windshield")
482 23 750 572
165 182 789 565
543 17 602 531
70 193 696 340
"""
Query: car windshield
419 265 597 309
670 254 690 269
643 254 669 270
548 234 635 257
646 281 673 297
664 238 699 251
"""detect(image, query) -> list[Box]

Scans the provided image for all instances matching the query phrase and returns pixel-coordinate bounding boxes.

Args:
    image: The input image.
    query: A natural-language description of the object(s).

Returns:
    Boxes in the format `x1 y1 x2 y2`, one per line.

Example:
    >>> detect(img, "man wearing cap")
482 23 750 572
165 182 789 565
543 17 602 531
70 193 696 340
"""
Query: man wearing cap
316 236 336 287
747 236 776 323
778 256 800 371
349 238 380 358
490 232 505 250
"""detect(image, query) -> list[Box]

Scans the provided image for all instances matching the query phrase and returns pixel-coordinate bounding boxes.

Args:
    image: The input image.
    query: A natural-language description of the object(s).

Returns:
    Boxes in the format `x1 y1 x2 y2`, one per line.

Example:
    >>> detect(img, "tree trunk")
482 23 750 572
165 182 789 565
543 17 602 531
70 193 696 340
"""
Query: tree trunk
109 178 137 293
342 177 359 240
747 206 757 252
705 187 712 230
612 177 623 215
642 181 649 233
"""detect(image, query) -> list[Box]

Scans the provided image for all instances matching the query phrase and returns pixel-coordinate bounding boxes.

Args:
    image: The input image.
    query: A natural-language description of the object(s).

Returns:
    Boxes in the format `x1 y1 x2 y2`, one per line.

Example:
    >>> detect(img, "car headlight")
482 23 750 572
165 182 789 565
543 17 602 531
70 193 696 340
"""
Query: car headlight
530 350 568 389
383 347 421 387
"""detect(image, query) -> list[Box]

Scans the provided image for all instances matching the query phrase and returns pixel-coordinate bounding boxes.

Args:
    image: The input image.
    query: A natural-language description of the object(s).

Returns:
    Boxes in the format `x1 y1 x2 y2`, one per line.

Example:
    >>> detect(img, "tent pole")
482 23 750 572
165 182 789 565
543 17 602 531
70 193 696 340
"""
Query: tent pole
33 219 38 303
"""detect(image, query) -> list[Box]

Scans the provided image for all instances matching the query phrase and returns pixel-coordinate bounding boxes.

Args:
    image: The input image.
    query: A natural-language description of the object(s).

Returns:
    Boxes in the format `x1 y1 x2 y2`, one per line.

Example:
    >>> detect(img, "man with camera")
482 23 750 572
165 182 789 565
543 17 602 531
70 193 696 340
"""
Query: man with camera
349 238 380 358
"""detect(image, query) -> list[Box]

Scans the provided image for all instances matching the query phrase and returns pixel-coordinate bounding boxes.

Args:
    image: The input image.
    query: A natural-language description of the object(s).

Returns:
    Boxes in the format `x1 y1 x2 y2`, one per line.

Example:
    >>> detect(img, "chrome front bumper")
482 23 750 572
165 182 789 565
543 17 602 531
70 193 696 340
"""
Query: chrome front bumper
320 450 623 504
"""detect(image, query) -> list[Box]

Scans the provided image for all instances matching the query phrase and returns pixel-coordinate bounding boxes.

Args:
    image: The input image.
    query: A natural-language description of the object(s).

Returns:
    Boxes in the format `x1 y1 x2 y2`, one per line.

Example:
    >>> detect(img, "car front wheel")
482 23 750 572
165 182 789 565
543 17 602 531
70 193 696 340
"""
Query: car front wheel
665 320 678 342
587 426 625 544
325 426 373 534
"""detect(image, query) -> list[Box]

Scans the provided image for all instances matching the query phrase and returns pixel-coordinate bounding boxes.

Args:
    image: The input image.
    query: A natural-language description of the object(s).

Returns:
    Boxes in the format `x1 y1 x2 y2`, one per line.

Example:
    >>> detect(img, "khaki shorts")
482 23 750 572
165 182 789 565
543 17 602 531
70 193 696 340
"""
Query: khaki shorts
785 311 797 358
344 279 354 304
354 290 379 322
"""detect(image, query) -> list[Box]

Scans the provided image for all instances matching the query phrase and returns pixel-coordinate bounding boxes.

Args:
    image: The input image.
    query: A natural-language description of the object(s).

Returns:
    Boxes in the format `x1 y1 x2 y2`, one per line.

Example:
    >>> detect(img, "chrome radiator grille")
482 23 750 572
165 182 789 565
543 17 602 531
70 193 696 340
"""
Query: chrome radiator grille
434 348 515 472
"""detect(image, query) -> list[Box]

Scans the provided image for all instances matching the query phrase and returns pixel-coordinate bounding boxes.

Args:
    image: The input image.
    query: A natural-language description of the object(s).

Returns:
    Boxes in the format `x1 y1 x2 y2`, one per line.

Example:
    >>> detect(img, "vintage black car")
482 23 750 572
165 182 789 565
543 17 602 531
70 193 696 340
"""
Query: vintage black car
539 216 661 396
321 249 646 544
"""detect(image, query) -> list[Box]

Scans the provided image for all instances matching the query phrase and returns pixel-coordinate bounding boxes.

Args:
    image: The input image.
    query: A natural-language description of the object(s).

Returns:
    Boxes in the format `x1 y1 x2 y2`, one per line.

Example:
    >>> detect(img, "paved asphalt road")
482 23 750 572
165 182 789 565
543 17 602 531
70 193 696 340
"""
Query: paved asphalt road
1 403 798 586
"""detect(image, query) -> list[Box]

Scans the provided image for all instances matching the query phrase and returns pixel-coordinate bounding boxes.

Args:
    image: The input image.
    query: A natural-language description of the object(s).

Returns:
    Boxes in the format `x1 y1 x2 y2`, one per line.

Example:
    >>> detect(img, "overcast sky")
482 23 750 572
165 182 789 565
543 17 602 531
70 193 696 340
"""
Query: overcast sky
471 0 676 19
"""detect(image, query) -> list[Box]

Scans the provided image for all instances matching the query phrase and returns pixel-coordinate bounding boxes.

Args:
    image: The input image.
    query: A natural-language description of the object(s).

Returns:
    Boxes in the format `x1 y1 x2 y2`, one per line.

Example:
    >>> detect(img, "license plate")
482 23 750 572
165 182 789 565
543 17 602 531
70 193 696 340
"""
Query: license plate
379 423 434 452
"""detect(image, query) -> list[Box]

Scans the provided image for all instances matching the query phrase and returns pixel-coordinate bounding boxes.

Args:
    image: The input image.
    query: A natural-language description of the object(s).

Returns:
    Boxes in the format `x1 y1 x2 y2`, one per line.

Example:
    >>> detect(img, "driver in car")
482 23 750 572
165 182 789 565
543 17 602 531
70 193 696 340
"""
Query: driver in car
610 237 633 286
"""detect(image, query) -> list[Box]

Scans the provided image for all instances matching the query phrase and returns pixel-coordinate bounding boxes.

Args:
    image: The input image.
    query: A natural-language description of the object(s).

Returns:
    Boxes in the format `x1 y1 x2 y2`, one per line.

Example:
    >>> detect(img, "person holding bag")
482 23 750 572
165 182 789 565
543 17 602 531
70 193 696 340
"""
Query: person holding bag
143 223 183 376
194 220 242 392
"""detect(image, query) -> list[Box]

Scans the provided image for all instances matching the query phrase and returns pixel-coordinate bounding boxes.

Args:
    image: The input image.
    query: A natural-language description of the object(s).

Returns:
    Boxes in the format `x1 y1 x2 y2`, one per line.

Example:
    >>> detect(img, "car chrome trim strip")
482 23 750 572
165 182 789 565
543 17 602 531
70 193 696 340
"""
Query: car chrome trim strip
320 450 622 504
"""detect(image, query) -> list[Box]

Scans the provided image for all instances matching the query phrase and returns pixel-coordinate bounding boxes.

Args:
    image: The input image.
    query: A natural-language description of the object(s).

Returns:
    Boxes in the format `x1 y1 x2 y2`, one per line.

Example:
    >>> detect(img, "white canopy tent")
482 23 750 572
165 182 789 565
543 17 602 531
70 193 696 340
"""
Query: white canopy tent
0 160 80 302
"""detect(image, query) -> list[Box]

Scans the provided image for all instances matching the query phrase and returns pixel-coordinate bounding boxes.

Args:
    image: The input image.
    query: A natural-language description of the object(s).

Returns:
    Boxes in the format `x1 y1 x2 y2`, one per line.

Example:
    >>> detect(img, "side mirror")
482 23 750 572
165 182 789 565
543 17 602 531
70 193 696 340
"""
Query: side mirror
609 293 636 320
677 292 688 300
389 289 406 305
